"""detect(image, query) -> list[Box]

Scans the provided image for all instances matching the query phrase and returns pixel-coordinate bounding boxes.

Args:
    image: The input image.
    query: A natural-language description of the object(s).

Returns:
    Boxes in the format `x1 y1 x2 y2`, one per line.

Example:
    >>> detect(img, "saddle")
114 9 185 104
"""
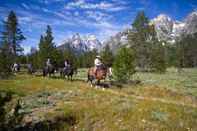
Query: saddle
63 66 72 74
94 64 105 75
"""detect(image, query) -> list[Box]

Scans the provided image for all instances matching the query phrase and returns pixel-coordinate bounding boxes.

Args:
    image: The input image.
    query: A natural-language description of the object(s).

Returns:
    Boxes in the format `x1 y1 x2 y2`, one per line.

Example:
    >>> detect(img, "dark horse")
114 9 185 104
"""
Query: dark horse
43 65 56 77
87 65 108 87
60 66 76 81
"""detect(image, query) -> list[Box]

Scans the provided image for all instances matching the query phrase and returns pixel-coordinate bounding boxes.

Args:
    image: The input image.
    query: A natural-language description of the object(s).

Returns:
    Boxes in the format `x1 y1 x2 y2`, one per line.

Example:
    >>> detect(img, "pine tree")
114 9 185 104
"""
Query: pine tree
128 11 166 72
62 45 77 67
53 49 64 67
177 33 197 67
0 40 13 78
77 49 98 68
100 45 114 67
151 42 166 73
27 47 40 68
38 25 59 66
149 25 166 73
2 11 25 58
165 44 177 67
113 47 135 83
0 11 25 78
128 11 152 70
132 11 149 33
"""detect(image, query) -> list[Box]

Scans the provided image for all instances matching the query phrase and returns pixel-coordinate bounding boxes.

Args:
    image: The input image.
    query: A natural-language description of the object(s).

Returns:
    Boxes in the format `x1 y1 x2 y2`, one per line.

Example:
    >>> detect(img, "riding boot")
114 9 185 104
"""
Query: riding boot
94 67 97 77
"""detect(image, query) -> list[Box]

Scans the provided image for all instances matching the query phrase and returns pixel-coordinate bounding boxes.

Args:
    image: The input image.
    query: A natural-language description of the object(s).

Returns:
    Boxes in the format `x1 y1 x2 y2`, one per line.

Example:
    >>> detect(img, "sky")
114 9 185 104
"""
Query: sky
0 0 197 53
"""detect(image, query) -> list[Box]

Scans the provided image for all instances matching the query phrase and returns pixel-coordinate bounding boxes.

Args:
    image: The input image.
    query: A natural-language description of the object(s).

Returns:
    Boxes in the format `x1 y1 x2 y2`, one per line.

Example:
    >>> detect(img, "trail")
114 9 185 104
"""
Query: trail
104 88 197 108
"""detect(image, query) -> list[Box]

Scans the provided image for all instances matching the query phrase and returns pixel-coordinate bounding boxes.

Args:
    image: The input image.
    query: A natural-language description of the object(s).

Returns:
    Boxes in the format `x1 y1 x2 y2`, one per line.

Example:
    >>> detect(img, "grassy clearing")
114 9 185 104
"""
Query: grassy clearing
0 68 197 130
134 68 197 96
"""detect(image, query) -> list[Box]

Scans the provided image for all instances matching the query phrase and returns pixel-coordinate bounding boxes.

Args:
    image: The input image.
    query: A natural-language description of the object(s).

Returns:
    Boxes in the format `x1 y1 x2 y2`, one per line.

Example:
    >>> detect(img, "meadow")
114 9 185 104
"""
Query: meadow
0 68 197 130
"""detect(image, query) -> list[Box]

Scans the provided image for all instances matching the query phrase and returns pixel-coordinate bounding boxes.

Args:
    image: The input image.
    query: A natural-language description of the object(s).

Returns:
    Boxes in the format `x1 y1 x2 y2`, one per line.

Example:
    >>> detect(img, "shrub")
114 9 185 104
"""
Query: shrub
113 47 135 83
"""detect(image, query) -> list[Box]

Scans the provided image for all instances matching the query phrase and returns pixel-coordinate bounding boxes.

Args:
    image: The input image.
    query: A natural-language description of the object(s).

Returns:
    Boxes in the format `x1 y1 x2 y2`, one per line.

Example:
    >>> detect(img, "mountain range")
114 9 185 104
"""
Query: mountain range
58 11 197 53
57 33 102 53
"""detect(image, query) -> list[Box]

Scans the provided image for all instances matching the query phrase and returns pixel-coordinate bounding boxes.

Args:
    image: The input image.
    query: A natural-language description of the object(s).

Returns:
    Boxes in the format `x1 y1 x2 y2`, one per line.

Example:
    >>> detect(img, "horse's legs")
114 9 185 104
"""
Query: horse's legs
67 75 69 81
97 80 100 85
94 80 99 89
43 70 45 77
88 76 94 87
87 75 90 83
90 80 93 87
68 75 70 81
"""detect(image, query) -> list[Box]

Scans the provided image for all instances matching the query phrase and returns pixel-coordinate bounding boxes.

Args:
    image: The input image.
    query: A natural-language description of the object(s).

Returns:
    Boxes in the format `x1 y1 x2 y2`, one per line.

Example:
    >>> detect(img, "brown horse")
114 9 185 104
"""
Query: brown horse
87 65 108 87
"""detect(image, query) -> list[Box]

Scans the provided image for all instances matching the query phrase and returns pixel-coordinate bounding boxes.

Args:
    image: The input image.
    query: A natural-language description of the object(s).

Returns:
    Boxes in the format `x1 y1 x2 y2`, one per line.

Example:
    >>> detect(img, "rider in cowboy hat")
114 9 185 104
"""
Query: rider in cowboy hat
94 55 102 75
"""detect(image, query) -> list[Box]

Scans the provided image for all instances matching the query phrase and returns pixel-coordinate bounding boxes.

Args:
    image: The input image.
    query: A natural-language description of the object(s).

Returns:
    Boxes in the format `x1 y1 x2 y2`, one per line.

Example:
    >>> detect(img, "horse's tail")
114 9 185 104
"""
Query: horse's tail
59 68 63 77
87 73 90 82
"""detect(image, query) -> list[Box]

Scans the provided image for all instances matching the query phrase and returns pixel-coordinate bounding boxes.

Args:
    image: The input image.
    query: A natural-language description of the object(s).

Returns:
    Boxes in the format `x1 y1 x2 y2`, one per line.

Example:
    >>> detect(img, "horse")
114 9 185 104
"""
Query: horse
27 64 35 75
60 66 76 81
43 65 56 77
87 65 108 87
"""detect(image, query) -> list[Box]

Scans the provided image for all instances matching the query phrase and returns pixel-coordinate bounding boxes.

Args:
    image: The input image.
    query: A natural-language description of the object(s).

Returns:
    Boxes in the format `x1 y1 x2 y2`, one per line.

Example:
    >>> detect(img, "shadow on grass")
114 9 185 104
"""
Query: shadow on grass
109 80 141 89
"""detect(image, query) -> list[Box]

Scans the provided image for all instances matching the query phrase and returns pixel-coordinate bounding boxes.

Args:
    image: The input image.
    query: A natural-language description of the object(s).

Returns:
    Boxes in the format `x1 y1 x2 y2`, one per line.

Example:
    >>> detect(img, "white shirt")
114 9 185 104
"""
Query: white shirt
46 59 51 66
94 58 102 66
109 67 113 76
64 61 68 67
13 63 18 68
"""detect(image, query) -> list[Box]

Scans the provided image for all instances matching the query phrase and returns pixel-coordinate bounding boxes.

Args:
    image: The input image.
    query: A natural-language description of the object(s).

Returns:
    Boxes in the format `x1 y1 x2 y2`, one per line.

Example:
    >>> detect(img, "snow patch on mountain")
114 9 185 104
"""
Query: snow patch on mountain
184 11 197 34
151 11 197 42
84 34 102 51
58 33 102 53
151 14 175 42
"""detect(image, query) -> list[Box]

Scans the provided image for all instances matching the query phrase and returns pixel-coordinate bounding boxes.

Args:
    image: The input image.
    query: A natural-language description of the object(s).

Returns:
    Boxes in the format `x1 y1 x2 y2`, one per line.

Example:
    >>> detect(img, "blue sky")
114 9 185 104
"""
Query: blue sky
0 0 196 53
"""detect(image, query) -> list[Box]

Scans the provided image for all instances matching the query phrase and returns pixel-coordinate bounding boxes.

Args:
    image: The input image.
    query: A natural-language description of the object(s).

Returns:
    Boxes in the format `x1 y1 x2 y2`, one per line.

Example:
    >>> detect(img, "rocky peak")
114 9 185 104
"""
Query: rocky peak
151 14 174 42
58 33 102 53
184 11 197 34
172 21 185 38
154 14 172 23
85 34 102 51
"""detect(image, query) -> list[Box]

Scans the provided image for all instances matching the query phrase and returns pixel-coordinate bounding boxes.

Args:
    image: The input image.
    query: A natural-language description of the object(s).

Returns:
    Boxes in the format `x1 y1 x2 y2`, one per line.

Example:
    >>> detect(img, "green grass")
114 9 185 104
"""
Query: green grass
0 68 197 130
76 68 197 97
134 68 197 95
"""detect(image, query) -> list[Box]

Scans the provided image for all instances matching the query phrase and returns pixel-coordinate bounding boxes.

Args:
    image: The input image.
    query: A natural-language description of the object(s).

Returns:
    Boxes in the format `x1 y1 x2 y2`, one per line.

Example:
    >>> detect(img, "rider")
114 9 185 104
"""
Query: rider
64 59 71 69
94 55 102 75
27 63 33 73
13 62 18 71
27 63 32 69
46 58 51 70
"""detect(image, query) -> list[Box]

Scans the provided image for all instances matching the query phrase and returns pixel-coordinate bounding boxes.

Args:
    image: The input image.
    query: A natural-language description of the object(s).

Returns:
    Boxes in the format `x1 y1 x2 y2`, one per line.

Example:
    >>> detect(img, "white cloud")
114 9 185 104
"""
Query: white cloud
64 0 127 12
2 1 129 53
97 28 119 42
85 10 112 22
22 45 31 54
42 8 51 13
107 6 128 11
19 16 32 23
41 0 65 4
21 3 30 10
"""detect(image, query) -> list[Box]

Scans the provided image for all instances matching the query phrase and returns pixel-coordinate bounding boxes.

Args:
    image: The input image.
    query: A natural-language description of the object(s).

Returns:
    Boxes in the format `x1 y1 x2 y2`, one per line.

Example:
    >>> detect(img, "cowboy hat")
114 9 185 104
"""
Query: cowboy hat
96 55 101 58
